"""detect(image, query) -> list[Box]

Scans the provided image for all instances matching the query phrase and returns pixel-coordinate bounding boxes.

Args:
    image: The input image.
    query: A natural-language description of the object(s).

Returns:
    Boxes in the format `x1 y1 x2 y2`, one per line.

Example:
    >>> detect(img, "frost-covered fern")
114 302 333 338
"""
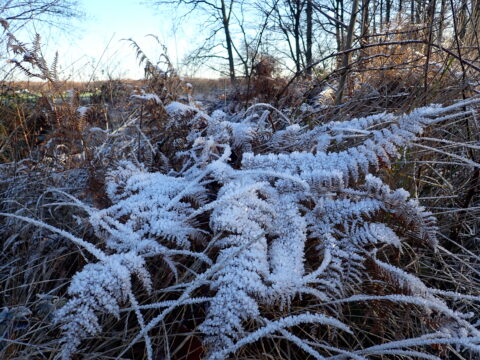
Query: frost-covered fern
55 253 152 358
8 97 480 359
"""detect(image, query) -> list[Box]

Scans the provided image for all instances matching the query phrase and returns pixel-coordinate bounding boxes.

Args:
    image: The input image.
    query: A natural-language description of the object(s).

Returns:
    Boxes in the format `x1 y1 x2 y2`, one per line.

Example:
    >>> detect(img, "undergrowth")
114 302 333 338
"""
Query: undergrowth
1 23 480 360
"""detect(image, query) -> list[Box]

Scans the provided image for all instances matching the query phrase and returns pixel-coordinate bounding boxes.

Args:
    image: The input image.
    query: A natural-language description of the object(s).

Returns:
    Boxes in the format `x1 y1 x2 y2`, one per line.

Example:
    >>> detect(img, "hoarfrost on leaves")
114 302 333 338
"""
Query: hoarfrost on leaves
19 97 480 359
55 253 152 359
131 91 162 104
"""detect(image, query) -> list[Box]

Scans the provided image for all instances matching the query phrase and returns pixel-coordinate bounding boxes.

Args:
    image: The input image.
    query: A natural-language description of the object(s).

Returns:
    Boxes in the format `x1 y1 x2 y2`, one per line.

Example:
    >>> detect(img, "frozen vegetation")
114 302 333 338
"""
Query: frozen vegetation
3 93 480 359
1 16 480 360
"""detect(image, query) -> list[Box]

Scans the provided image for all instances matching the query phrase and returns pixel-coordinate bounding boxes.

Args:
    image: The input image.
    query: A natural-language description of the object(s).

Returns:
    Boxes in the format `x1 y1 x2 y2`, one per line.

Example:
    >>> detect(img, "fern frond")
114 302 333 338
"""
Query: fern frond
14 96 478 359
55 253 152 359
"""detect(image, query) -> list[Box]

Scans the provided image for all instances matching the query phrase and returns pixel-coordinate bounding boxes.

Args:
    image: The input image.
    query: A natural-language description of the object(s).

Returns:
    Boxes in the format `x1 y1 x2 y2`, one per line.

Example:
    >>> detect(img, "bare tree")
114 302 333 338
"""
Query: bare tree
233 1 277 78
152 0 240 83
265 0 309 73
220 0 237 82
0 0 80 32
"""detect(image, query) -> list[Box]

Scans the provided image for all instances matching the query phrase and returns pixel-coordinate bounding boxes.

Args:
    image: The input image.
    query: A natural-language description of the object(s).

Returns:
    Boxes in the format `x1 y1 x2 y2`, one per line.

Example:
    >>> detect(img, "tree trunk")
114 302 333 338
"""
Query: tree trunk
306 0 313 76
438 0 447 43
335 0 360 104
340 0 345 45
335 0 342 53
221 0 236 84
386 0 391 24
411 0 415 23
359 0 370 69
380 0 384 30
294 0 302 74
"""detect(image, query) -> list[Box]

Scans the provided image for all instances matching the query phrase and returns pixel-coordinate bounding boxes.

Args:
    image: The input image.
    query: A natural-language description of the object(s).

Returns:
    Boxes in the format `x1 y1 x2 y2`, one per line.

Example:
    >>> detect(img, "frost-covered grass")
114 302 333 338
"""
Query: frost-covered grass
1 82 480 359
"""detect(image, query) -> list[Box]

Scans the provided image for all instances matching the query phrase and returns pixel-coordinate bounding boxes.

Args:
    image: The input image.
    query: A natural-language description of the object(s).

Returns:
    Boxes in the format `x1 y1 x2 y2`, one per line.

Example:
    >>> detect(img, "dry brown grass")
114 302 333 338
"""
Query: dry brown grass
1 79 145 93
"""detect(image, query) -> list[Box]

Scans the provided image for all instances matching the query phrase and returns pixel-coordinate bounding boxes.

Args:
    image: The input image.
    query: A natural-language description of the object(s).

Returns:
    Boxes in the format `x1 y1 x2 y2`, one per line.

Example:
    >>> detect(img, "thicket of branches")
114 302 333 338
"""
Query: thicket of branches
152 0 480 106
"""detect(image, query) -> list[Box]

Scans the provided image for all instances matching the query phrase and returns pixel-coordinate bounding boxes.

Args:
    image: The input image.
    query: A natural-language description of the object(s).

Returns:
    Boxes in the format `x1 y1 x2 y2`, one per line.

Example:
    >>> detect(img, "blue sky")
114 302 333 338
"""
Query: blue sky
48 0 201 80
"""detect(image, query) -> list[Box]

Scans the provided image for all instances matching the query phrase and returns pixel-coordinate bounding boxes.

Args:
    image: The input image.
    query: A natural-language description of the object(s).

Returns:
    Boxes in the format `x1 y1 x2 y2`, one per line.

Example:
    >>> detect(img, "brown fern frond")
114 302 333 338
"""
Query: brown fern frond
50 52 59 83
8 59 45 79
124 38 155 71
0 17 8 30
32 33 41 55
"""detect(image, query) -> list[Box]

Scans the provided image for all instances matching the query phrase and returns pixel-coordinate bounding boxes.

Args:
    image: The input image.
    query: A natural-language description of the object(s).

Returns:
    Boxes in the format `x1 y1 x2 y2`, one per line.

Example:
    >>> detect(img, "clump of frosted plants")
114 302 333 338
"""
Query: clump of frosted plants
16 97 480 359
